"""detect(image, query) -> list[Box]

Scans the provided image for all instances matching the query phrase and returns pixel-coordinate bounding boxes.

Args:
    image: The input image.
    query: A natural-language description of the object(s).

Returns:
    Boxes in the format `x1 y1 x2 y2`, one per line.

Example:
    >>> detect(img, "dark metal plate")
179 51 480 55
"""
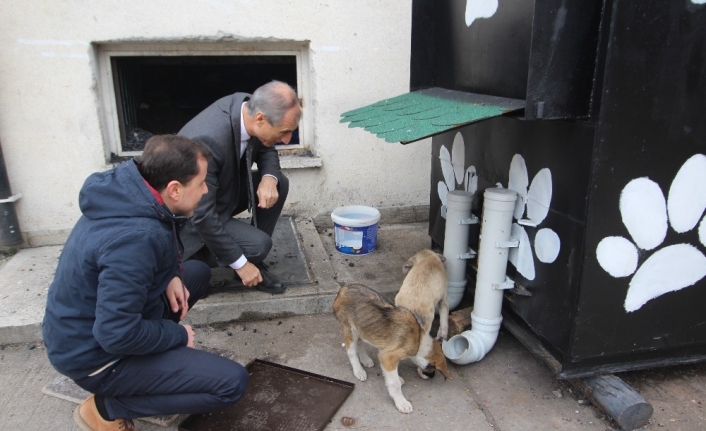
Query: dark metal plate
178 359 354 431
209 216 315 290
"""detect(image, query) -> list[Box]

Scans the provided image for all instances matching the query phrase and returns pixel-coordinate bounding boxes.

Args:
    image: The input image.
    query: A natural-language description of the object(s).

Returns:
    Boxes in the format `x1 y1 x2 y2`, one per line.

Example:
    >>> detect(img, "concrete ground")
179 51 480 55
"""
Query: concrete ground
0 214 704 431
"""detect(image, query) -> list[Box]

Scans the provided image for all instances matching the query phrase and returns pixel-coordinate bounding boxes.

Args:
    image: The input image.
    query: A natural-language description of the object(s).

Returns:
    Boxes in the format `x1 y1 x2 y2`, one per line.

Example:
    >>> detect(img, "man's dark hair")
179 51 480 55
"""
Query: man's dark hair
247 80 302 126
138 135 211 191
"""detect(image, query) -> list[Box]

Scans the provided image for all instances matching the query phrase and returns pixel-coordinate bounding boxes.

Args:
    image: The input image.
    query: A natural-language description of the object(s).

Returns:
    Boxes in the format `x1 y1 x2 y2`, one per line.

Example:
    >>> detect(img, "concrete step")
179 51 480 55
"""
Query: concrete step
0 211 433 345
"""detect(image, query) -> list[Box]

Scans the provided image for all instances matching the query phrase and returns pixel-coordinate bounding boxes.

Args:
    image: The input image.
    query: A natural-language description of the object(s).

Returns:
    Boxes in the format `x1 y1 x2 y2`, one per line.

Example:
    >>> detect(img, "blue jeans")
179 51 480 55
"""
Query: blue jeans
74 260 249 419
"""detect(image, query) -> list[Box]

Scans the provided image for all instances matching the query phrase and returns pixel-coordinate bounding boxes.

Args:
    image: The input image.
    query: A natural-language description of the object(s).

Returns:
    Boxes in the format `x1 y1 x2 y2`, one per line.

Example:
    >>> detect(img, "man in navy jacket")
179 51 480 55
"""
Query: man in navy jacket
43 135 249 431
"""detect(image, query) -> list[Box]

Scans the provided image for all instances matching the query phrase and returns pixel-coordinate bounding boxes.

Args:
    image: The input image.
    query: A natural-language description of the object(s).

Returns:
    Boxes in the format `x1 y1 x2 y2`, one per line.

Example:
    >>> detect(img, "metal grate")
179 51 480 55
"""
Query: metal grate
178 359 354 431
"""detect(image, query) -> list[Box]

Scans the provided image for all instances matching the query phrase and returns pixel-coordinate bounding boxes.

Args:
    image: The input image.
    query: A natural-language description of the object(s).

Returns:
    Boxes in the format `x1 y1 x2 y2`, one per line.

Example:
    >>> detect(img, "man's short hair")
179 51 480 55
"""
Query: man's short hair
247 80 302 126
138 135 211 191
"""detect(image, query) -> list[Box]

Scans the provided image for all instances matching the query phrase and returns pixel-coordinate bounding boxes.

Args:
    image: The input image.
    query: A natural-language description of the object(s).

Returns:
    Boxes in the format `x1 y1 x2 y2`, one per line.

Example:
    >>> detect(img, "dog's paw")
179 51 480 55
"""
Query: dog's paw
360 357 374 368
436 329 448 341
416 367 429 380
395 399 413 414
354 369 368 381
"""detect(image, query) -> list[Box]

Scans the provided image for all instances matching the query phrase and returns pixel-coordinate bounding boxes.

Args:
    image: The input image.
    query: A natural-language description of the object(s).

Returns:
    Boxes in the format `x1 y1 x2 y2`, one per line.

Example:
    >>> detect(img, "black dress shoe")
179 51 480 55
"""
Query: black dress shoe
254 263 286 294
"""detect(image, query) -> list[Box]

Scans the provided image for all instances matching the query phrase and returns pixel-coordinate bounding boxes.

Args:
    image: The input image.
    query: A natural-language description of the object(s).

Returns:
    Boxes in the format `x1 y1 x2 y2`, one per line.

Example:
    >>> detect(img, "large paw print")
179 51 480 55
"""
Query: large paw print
438 132 478 217
596 154 706 312
507 154 561 280
465 0 498 27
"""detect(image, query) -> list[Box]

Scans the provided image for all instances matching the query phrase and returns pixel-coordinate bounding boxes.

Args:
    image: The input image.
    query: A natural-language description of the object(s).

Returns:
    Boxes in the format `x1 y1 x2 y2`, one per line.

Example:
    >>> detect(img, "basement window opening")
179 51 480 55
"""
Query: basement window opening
96 44 310 162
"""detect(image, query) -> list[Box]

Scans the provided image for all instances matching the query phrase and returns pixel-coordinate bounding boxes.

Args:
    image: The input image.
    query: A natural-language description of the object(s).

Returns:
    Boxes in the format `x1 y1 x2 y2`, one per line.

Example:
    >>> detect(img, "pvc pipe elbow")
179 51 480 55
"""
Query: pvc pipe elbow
447 279 466 310
442 312 503 365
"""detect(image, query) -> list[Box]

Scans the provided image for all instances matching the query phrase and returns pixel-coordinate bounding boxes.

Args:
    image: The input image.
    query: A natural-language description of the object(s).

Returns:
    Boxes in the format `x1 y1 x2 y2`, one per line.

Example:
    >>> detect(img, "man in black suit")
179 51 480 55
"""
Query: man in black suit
179 81 302 294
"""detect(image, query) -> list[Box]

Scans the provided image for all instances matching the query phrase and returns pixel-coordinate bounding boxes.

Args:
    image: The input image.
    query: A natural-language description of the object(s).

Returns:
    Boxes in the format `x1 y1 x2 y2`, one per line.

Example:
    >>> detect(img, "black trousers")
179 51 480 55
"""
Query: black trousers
193 171 289 267
73 260 249 419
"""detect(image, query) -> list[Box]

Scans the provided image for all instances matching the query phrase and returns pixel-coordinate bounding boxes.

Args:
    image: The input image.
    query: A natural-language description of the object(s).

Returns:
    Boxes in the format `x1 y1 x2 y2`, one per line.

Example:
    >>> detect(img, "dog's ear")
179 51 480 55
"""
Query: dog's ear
402 259 414 274
412 311 427 329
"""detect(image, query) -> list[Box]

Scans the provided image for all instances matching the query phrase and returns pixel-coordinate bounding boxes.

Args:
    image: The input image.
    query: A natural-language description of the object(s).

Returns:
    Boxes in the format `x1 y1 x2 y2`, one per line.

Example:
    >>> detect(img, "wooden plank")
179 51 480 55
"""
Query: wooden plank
447 307 473 337
571 374 653 430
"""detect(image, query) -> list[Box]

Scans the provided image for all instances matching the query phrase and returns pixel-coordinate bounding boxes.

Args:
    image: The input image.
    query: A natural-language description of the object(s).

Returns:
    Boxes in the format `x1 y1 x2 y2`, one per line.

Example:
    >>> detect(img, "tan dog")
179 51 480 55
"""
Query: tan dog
395 249 449 340
333 283 452 414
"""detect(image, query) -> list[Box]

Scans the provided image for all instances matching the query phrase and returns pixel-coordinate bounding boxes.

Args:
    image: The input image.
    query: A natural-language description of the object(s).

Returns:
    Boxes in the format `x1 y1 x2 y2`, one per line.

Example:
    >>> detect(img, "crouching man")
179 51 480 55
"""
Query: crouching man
42 135 249 430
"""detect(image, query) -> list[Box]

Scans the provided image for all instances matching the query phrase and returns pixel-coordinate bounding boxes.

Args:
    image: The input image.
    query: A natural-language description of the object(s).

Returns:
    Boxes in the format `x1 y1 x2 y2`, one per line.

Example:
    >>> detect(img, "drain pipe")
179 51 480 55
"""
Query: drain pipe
443 190 478 310
443 187 517 364
0 140 22 246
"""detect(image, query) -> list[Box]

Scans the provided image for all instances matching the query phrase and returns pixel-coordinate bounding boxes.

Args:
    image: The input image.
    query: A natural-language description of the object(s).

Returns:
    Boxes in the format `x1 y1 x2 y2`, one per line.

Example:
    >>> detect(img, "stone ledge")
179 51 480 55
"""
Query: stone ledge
253 154 323 171
312 204 429 230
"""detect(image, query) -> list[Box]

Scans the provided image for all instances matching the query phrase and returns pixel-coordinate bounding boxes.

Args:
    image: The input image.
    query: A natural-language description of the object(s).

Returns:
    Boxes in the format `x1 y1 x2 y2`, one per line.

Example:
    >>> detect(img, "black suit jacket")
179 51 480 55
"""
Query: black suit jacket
178 92 283 264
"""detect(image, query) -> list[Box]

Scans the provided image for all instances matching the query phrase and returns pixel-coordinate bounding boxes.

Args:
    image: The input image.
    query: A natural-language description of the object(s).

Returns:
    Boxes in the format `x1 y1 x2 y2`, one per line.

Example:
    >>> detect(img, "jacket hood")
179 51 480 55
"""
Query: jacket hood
79 160 177 222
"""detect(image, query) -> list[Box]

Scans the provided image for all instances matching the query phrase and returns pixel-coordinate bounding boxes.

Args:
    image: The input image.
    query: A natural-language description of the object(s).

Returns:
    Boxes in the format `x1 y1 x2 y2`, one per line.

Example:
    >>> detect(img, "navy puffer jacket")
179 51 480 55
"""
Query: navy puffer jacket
43 160 188 380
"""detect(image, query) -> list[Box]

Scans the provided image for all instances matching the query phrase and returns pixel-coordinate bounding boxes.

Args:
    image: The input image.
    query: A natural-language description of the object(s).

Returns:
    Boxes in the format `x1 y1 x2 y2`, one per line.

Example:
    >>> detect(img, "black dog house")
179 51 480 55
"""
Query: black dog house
342 0 706 379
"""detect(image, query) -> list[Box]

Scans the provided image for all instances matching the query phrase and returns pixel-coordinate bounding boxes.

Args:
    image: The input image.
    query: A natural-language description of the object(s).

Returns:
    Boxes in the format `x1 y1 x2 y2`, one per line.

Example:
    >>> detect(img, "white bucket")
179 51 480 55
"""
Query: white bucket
331 205 381 255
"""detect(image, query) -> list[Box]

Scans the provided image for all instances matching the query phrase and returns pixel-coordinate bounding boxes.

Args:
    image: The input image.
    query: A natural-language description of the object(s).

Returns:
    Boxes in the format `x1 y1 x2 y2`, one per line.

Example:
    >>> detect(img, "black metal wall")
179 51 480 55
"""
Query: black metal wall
411 0 604 120
421 0 706 376
525 0 604 119
411 0 533 99
569 0 706 375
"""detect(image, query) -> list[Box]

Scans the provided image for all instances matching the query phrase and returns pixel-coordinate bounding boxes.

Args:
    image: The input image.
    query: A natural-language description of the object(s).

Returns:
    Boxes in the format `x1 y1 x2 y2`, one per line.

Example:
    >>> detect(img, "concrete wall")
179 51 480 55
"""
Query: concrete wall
0 0 431 246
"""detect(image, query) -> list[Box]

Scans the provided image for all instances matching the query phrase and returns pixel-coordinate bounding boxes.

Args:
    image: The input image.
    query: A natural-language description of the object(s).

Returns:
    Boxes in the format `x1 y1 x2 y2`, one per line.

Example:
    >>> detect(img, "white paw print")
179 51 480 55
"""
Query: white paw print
507 154 561 280
465 0 498 27
438 132 478 218
596 154 706 312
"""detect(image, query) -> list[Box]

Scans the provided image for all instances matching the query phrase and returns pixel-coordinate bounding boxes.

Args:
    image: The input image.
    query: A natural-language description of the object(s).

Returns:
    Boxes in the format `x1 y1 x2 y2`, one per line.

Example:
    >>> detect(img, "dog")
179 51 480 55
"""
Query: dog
395 249 449 340
333 282 452 414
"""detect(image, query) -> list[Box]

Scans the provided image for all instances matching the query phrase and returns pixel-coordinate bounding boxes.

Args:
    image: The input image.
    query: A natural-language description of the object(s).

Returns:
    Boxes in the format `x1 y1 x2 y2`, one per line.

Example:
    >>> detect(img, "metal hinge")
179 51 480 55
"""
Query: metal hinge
457 247 477 260
458 214 479 225
496 237 519 248
493 276 516 290
0 193 22 204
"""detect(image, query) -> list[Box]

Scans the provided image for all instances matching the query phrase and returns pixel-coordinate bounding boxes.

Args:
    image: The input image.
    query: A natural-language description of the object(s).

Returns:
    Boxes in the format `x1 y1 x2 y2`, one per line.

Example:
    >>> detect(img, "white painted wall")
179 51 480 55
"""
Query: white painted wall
0 0 431 246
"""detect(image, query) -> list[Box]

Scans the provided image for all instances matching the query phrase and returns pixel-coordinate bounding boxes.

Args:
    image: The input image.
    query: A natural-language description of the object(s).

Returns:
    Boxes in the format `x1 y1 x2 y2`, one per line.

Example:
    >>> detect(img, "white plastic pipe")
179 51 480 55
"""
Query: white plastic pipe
443 190 475 310
443 187 517 365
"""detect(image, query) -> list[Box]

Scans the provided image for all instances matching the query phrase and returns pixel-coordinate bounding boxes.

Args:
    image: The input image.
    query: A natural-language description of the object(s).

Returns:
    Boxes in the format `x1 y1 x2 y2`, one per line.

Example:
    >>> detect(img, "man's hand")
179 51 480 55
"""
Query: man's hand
235 262 263 287
183 324 196 348
256 176 279 209
165 276 190 321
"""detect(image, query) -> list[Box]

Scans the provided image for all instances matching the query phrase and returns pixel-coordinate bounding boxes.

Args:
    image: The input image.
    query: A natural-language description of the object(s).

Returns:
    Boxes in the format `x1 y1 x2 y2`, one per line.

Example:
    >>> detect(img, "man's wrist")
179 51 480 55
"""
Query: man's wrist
229 255 248 270
262 174 278 184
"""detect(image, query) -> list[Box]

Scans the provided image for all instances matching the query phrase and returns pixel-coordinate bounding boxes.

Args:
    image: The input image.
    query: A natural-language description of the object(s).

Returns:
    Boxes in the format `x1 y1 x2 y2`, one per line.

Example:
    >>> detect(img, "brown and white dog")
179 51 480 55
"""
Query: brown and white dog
333 282 452 414
395 249 449 340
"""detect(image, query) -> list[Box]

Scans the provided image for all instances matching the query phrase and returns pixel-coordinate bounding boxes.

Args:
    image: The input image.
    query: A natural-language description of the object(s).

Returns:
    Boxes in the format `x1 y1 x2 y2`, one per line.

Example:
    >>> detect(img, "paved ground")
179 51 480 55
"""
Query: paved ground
0 215 705 431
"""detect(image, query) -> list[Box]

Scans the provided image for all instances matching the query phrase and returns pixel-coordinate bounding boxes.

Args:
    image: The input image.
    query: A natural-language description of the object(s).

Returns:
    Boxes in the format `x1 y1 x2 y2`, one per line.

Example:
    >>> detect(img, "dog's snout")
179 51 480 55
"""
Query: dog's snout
422 365 436 379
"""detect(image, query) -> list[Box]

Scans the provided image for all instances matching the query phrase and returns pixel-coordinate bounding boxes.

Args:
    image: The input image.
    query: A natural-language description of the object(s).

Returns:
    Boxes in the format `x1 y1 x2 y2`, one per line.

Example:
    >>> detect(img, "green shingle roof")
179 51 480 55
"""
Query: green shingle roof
340 87 525 144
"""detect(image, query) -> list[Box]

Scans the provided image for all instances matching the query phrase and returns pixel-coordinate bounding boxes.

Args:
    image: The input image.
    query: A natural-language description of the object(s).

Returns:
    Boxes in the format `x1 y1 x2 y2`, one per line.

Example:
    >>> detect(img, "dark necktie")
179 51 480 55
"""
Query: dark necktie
245 141 257 227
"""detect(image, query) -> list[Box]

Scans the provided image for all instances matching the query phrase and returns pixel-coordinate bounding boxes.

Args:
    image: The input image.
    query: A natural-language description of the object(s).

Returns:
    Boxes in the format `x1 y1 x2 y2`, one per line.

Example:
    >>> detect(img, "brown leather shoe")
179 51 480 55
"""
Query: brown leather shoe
74 395 135 431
